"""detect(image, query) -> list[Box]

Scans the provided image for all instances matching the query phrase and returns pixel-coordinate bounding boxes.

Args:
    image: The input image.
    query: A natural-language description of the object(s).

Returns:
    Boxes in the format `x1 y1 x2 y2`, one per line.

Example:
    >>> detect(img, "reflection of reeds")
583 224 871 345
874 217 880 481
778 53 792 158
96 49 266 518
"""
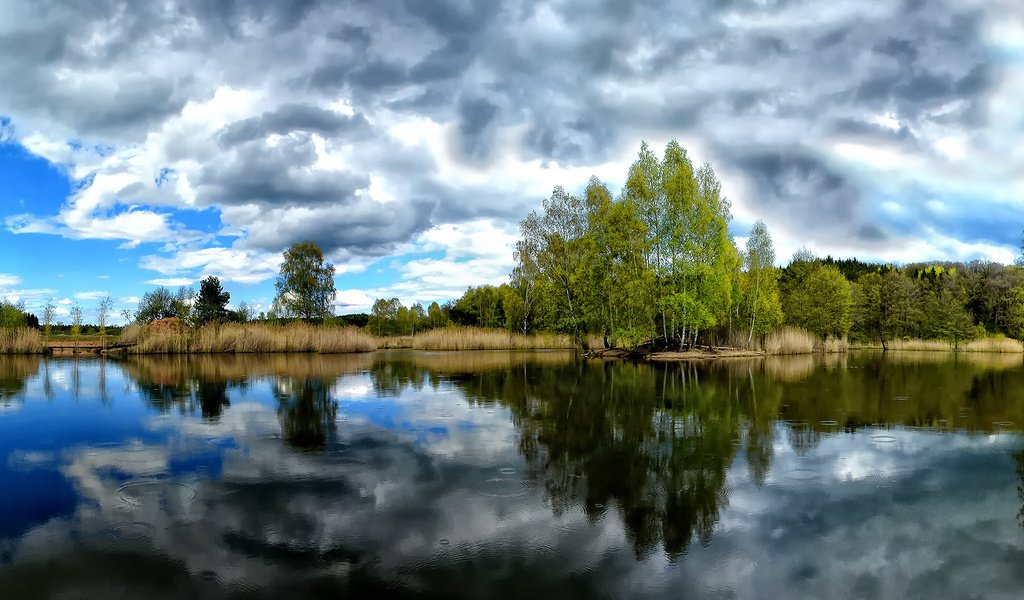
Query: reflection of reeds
855 337 1024 353
121 323 378 354
763 327 816 355
762 355 816 381
411 327 576 350
401 349 575 373
118 352 378 385
0 328 45 354
876 350 1023 369
0 355 42 398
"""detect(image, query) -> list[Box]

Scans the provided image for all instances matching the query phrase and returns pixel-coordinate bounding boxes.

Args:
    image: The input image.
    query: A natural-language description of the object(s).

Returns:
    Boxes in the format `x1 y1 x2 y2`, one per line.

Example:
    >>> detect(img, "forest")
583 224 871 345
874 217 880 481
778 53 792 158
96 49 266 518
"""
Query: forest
367 141 1024 351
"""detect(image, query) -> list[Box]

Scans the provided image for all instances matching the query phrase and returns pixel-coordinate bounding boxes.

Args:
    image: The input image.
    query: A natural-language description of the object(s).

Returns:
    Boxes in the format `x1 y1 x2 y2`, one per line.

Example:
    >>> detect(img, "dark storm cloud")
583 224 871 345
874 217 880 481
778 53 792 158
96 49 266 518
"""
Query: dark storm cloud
734 150 876 241
0 0 1008 258
240 196 436 255
215 104 371 147
454 95 498 161
199 134 369 207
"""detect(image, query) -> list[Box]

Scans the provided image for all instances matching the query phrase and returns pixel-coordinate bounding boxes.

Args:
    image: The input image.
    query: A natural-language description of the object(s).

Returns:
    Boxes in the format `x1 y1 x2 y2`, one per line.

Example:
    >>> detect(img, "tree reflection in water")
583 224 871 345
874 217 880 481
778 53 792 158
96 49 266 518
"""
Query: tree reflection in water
366 350 1024 557
372 357 747 559
274 378 337 450
196 380 230 419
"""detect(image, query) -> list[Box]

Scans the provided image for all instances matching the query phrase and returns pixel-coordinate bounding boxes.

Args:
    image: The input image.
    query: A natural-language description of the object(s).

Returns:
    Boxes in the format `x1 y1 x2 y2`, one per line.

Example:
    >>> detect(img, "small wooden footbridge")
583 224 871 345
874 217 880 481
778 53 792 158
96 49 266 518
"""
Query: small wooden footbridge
45 341 137 355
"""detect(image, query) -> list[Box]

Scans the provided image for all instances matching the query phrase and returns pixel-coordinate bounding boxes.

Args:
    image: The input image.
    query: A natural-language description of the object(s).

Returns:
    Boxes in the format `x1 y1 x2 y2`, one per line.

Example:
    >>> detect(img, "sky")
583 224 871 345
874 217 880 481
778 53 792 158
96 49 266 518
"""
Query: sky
1 0 1023 323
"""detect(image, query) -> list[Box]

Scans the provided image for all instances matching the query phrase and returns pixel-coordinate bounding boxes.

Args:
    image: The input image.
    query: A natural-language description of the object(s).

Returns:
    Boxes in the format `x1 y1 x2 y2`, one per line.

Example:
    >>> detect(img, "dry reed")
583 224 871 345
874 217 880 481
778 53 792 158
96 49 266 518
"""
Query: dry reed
884 339 952 352
377 335 414 349
819 336 849 354
0 328 45 354
762 326 816 355
958 337 1024 353
411 327 576 351
120 323 378 354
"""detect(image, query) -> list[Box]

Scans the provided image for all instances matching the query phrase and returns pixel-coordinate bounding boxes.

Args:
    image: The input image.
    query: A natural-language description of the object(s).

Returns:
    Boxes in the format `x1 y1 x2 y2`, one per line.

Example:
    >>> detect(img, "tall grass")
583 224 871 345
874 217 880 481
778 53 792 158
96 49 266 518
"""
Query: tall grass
819 336 849 354
120 323 378 354
0 327 44 354
959 337 1024 353
883 339 952 352
411 327 576 350
762 326 816 355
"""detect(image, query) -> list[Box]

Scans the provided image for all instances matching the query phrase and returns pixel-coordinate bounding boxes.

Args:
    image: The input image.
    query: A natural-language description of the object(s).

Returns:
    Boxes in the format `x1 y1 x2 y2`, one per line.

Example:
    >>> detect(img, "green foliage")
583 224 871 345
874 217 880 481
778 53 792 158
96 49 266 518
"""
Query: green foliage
742 221 782 341
274 241 336 321
234 301 256 323
515 140 737 348
368 297 449 336
451 285 504 329
0 299 28 329
194 276 231 325
784 263 852 339
135 287 180 323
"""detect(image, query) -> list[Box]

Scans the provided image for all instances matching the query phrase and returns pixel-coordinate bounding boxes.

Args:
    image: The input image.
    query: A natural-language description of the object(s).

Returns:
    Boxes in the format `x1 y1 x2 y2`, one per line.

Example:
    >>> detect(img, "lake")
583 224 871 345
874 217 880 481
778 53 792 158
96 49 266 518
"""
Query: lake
2 350 1024 599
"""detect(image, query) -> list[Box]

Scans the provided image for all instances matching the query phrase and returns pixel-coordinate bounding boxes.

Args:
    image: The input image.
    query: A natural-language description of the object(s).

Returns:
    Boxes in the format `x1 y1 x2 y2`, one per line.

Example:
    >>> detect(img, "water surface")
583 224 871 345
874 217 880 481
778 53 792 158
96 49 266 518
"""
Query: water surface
2 350 1024 599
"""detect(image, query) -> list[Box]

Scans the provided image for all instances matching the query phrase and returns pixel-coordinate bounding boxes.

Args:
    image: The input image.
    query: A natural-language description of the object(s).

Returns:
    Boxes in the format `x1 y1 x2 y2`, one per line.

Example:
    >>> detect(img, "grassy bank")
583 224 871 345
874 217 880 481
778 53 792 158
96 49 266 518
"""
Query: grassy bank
0 328 45 354
119 322 378 354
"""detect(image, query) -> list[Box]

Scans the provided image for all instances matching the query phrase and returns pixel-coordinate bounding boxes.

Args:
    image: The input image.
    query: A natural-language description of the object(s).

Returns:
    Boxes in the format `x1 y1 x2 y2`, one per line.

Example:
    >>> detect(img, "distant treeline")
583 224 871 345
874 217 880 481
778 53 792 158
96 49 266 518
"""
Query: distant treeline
366 141 1024 350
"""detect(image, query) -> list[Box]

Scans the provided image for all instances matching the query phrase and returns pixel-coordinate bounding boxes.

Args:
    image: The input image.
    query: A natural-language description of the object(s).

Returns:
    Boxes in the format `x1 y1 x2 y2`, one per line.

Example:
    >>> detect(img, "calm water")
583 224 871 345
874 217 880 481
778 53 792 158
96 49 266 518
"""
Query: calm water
2 351 1024 599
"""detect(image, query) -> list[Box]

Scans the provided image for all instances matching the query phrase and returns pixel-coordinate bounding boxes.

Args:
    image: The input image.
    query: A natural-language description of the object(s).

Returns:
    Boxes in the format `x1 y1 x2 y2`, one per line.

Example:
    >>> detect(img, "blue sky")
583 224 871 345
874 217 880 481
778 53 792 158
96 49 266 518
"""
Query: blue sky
2 0 1024 323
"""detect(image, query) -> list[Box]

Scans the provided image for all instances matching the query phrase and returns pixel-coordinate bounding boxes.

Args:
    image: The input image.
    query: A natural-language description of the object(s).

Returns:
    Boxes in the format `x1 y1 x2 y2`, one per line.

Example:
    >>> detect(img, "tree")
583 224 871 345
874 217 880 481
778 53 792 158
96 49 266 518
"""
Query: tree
274 241 336 321
43 297 56 340
743 220 781 342
800 265 853 339
427 301 449 330
96 295 114 348
369 297 402 336
235 301 255 323
194 276 231 325
135 287 178 323
70 302 83 342
0 299 26 329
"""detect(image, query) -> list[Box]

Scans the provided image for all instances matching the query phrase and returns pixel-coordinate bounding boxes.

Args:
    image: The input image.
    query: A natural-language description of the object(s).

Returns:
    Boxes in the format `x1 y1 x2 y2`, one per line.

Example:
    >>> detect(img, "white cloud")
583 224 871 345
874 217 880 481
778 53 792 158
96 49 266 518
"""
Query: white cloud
73 291 109 301
140 246 282 284
144 277 195 287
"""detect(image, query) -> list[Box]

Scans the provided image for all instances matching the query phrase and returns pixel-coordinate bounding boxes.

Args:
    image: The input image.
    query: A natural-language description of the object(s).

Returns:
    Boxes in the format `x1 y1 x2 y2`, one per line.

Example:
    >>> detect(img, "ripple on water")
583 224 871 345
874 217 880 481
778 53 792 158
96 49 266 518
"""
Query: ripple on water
476 478 535 498
993 421 1013 427
116 481 198 511
108 521 154 540
820 420 838 427
871 435 897 444
786 469 821 482
498 467 517 475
